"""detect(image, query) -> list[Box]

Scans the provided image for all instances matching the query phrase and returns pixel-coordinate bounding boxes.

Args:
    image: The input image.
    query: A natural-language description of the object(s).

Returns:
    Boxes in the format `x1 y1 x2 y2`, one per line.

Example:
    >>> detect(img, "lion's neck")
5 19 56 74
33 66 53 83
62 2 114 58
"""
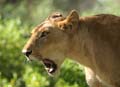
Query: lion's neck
66 19 94 68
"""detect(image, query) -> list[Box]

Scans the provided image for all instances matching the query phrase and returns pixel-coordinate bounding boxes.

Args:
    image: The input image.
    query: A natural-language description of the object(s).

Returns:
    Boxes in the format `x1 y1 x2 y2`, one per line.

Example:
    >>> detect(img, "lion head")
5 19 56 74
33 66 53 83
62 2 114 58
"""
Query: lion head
22 10 80 76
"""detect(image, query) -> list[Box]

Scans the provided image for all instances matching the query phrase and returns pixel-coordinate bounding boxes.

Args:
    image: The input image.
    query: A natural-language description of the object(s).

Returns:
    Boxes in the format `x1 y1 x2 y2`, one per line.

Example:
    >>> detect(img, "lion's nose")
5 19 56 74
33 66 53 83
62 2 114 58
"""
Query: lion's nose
22 49 32 57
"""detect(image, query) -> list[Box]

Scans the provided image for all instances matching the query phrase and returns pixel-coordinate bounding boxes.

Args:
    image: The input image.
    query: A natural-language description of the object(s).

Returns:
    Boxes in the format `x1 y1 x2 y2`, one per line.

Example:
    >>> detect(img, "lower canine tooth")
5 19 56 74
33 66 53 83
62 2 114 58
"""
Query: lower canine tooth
25 56 30 61
49 68 53 73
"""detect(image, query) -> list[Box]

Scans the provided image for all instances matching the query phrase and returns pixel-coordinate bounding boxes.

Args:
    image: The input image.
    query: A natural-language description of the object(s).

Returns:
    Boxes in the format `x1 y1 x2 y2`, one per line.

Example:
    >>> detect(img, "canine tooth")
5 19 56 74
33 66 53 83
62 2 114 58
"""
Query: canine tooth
25 56 30 61
49 68 53 73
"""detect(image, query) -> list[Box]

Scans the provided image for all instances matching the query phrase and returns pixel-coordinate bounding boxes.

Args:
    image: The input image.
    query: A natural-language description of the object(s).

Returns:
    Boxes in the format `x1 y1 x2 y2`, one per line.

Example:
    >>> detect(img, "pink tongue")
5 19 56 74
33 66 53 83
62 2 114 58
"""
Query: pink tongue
43 59 51 63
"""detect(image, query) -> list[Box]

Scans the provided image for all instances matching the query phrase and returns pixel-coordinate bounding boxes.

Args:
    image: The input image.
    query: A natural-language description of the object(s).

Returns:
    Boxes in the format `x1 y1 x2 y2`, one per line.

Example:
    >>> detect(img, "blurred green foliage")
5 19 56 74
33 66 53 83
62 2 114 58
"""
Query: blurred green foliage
0 0 120 87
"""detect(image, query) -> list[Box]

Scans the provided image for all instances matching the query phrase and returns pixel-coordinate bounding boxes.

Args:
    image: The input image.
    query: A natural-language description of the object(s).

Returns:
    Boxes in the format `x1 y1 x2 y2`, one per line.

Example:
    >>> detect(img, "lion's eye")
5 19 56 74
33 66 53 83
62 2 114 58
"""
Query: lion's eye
40 31 50 38
51 14 62 18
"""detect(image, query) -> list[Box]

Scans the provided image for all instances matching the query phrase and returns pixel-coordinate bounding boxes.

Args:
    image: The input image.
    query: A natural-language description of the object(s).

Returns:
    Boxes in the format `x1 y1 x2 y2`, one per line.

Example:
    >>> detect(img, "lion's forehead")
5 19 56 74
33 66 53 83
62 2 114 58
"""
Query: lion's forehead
31 21 53 34
31 12 66 34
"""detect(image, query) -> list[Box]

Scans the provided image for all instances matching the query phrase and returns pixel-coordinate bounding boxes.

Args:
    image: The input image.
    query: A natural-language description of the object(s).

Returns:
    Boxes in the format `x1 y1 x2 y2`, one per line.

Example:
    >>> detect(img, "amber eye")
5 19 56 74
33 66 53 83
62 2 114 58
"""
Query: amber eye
40 31 50 38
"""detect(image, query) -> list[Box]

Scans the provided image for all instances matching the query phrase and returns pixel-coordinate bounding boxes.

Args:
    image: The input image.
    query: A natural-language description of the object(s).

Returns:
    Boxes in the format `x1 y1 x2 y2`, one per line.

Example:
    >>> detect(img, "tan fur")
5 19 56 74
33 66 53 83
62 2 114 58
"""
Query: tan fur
22 10 120 87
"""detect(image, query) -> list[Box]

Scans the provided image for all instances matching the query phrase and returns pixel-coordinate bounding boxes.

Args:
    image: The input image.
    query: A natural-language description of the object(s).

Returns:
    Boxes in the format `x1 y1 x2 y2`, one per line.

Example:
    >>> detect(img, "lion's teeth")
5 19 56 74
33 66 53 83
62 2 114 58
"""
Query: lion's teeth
45 67 53 73
49 68 53 73
25 56 30 61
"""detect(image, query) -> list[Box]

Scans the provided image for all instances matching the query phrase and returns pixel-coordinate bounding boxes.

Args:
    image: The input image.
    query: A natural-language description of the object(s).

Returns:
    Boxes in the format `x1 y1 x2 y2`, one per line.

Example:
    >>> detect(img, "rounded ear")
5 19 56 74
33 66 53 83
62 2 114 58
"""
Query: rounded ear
66 10 79 22
56 10 79 31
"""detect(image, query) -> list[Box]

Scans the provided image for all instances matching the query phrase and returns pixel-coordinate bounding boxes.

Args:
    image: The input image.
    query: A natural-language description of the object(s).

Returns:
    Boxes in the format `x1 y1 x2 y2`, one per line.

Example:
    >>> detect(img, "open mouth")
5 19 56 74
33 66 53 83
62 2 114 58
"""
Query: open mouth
43 59 57 75
24 55 57 75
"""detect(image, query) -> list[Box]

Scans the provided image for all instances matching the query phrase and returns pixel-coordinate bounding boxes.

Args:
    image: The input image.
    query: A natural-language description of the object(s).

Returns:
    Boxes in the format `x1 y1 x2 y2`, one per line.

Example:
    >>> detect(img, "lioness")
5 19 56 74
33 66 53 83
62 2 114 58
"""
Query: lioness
22 10 120 87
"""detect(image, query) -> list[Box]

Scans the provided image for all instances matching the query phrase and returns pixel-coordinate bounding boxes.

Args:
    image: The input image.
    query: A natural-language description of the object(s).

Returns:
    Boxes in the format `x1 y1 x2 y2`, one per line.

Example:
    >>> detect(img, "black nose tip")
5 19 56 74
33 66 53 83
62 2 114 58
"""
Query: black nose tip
22 50 32 57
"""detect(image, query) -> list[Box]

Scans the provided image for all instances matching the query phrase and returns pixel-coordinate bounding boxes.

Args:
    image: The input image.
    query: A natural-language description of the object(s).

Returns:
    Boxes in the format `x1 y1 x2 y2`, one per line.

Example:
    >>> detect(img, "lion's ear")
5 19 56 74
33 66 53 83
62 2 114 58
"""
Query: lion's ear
57 10 79 31
66 10 79 23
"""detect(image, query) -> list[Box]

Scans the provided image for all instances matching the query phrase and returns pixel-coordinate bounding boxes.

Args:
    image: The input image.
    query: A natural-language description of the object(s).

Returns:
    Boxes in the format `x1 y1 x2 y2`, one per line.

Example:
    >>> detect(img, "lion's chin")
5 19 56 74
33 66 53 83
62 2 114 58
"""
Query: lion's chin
42 59 57 76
